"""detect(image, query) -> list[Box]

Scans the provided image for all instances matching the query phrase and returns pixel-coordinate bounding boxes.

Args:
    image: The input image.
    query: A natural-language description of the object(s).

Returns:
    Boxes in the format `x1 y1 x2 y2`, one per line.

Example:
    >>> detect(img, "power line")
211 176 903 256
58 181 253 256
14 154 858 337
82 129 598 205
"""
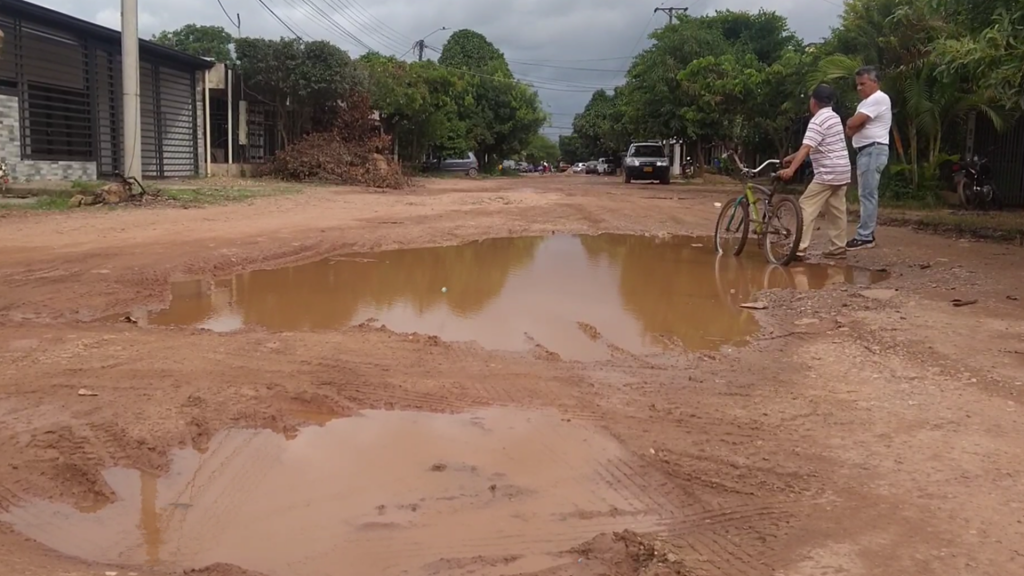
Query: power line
216 0 241 34
507 60 628 73
291 0 375 51
256 0 303 38
321 0 409 53
338 0 414 44
422 45 619 92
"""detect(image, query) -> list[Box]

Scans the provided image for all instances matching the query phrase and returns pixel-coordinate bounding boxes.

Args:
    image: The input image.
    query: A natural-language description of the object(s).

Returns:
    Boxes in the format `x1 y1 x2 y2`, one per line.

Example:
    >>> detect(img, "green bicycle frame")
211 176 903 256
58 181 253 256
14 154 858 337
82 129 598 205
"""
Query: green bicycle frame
725 183 764 234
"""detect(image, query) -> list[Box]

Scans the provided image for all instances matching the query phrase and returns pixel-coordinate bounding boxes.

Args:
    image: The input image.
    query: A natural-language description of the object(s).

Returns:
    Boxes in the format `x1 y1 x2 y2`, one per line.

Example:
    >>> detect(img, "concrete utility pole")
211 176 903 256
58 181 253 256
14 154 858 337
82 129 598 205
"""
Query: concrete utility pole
121 0 143 180
412 27 449 61
653 6 688 23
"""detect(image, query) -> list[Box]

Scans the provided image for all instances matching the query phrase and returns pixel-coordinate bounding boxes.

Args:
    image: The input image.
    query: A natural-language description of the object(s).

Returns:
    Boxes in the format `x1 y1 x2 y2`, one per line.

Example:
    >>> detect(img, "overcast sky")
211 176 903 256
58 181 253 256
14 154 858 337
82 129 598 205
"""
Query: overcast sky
32 0 844 137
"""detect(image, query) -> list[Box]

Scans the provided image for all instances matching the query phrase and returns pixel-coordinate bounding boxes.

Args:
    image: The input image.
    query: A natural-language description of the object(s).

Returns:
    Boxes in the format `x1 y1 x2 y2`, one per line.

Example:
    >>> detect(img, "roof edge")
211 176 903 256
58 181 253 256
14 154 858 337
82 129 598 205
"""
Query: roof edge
1 0 215 69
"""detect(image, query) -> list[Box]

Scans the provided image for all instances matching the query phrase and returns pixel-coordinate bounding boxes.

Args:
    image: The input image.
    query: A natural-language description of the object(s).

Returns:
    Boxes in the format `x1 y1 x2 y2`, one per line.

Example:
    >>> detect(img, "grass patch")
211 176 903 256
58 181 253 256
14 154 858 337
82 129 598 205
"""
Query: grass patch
0 195 72 212
70 179 106 193
160 185 299 206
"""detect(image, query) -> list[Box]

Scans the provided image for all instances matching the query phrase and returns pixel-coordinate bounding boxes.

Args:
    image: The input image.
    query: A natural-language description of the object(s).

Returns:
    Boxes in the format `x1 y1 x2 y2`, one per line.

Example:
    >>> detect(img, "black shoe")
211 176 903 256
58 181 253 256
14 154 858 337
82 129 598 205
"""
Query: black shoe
846 237 875 251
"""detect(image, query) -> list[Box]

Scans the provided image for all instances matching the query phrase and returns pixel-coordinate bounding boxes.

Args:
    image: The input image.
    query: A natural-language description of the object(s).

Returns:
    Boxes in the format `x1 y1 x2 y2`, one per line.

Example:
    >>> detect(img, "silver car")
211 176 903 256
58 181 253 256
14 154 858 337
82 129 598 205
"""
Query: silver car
423 152 479 177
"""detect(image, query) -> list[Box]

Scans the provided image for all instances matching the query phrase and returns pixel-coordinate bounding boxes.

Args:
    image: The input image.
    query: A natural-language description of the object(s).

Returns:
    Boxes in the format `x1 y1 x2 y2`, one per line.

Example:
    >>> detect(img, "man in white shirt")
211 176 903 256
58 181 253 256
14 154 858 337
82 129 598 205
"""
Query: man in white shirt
844 66 892 250
779 84 850 260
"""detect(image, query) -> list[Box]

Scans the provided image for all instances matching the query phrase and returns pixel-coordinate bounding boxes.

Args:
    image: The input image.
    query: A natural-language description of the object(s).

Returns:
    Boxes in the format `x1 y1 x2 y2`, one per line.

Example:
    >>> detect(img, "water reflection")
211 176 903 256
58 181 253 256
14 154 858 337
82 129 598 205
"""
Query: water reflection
137 234 884 358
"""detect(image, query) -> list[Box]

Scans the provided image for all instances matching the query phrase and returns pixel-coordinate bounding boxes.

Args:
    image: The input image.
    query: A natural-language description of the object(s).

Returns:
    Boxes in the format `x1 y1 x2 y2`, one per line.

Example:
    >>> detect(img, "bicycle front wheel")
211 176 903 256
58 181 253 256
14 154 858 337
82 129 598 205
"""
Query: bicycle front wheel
714 197 750 256
762 195 803 266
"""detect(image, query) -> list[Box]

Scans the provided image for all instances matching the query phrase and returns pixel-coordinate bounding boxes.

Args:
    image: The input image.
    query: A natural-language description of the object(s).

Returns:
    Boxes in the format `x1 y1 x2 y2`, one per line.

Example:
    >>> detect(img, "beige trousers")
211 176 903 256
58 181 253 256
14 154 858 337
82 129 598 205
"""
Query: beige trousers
798 181 848 254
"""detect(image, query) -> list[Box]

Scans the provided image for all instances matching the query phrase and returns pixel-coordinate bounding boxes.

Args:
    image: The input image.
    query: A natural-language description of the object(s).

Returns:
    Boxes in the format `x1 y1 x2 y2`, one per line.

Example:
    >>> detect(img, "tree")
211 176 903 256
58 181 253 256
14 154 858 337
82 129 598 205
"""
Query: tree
558 134 586 164
617 16 732 143
436 29 512 77
522 133 560 165
437 30 546 167
572 89 629 160
234 37 365 148
359 52 471 162
152 24 234 63
934 8 1024 112
703 9 801 65
677 53 762 166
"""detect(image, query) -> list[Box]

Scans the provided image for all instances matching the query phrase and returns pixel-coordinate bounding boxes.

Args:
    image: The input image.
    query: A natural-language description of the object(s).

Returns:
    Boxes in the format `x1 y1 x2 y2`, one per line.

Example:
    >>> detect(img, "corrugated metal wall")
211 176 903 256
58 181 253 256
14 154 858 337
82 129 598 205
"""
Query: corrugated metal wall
972 115 1024 208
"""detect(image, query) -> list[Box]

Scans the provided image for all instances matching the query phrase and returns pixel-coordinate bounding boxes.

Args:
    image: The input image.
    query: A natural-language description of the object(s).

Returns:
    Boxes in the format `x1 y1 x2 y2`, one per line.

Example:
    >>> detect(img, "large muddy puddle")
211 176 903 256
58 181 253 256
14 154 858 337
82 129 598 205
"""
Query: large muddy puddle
134 234 886 359
2 408 669 575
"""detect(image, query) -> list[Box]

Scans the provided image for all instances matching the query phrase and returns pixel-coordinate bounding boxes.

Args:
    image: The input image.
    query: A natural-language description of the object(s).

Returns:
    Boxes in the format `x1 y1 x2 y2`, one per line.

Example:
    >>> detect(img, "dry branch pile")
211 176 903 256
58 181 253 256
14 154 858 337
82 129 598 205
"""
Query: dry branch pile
266 93 407 189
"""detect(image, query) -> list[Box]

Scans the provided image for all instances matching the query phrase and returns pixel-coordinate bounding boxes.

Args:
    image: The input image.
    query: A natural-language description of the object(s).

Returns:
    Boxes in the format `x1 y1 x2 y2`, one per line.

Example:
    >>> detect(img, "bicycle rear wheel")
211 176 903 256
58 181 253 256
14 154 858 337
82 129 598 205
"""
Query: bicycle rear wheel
762 195 803 266
714 197 750 256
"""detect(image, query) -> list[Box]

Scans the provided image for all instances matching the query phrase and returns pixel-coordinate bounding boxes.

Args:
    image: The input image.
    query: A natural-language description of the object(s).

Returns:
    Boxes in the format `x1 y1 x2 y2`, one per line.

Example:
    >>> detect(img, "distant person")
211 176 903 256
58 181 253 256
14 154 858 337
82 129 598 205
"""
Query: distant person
844 66 892 251
778 84 850 261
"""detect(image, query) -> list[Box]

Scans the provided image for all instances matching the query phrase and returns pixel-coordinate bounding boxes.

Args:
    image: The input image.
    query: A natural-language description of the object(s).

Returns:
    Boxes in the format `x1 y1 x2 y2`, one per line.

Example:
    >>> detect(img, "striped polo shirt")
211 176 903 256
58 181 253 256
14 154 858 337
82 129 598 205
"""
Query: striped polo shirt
803 107 851 185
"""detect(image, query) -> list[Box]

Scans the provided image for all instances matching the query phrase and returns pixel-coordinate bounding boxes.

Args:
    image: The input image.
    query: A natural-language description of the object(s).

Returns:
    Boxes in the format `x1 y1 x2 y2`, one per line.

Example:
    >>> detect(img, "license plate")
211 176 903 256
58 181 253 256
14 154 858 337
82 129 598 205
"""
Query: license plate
643 167 653 172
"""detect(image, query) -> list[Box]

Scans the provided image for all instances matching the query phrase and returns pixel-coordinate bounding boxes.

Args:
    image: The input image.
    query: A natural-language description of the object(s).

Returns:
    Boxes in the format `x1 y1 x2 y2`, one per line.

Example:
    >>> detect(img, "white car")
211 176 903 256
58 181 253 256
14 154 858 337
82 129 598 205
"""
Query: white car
571 162 586 173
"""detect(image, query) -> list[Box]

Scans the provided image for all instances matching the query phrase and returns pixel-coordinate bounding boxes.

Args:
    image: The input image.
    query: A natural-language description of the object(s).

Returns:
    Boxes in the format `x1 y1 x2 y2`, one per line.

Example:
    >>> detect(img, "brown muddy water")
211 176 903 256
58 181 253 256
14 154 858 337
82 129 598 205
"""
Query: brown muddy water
1 408 668 576
134 234 886 359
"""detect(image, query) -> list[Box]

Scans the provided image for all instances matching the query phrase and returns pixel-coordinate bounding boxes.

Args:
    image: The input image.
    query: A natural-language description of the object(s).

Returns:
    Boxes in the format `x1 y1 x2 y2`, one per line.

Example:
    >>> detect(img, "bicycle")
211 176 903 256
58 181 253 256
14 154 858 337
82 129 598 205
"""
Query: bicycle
713 152 803 266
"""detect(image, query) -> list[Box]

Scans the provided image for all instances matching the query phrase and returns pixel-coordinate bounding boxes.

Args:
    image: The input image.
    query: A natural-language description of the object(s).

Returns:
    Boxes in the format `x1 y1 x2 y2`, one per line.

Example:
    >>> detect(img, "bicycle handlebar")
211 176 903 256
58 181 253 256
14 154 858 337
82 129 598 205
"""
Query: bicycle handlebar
728 151 781 178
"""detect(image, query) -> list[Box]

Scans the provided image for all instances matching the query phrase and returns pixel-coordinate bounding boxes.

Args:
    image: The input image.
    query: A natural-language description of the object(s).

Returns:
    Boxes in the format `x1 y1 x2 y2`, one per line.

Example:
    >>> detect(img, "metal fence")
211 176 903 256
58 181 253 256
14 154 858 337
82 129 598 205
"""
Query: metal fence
0 12 201 178
972 114 1024 208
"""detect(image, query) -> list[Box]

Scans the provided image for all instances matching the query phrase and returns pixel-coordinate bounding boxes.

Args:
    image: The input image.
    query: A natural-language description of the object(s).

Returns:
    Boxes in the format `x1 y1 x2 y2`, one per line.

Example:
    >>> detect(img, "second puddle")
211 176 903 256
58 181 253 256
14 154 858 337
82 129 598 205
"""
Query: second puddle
2 408 668 575
136 234 886 359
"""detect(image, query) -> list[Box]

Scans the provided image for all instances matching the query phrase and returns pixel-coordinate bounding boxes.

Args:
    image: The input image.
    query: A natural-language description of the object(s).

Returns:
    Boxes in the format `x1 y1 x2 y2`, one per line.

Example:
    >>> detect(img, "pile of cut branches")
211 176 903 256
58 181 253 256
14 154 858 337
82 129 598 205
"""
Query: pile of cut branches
266 93 407 189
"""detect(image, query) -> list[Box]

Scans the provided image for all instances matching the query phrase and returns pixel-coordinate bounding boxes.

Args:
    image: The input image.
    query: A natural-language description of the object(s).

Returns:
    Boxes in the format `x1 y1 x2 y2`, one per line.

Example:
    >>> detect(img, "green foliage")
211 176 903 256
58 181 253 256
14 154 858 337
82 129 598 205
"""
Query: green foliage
558 1 1019 196
234 37 365 146
359 53 471 161
522 134 560 165
436 30 546 168
571 89 629 160
152 24 234 63
558 134 587 163
437 29 512 78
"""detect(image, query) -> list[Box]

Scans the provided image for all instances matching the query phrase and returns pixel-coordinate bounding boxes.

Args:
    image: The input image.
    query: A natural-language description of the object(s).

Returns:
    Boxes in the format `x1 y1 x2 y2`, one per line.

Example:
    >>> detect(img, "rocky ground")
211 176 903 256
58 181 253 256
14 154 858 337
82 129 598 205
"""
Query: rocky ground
0 174 1021 576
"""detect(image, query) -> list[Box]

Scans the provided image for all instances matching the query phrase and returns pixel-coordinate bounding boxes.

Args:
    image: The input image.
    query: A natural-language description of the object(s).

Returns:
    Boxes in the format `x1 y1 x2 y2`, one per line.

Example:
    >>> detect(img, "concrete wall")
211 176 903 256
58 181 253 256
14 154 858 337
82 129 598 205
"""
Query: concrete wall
0 94 96 182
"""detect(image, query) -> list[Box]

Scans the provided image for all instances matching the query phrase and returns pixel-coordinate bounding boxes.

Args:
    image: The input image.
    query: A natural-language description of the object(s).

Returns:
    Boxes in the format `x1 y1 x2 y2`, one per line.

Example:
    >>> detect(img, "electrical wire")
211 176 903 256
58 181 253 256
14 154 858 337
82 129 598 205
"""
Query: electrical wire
217 0 241 29
292 0 375 51
256 0 303 38
324 0 411 53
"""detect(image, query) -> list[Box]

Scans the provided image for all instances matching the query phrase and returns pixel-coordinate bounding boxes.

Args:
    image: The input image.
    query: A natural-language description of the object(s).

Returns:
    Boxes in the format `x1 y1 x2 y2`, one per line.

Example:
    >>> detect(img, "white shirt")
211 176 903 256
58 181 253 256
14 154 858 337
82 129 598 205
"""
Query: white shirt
803 107 851 185
851 90 892 148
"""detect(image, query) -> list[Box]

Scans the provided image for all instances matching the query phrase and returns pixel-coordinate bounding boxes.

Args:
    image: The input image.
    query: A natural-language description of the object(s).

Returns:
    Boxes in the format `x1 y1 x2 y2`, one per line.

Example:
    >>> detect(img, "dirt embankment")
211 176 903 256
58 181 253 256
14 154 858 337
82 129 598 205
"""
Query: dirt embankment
1 175 1023 576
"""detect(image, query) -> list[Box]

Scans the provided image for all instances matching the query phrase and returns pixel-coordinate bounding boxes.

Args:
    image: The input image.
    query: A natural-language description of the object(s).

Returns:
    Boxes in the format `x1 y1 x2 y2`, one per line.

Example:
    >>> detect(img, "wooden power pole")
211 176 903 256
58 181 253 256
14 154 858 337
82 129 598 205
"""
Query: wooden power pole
653 6 688 23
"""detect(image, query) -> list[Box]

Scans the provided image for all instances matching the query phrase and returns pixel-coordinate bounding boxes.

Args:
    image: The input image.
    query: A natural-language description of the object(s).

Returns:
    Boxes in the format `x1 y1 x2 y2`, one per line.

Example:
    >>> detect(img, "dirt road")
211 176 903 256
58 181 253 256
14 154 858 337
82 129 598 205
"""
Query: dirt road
1 174 1022 576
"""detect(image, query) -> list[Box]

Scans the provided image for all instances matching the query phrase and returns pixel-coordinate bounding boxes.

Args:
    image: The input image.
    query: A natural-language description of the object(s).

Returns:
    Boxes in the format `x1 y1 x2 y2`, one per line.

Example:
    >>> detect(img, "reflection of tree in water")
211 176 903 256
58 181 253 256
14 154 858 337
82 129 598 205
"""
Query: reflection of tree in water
230 236 543 330
579 234 777 349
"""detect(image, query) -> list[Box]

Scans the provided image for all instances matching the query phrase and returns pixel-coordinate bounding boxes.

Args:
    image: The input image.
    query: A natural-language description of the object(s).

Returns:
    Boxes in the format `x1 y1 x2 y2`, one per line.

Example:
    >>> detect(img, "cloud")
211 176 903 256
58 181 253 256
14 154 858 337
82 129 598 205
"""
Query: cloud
28 0 845 135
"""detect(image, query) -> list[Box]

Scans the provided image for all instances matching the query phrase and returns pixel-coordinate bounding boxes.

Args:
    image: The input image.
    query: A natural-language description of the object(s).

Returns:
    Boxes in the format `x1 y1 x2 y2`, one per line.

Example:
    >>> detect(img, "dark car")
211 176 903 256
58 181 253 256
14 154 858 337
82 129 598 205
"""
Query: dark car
422 151 479 177
585 161 598 175
623 142 670 184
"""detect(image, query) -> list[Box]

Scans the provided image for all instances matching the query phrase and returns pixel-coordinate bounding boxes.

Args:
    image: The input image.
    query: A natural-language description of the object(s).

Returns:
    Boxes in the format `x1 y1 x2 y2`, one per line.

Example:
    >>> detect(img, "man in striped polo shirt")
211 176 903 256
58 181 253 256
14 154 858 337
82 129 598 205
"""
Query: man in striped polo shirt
778 84 851 260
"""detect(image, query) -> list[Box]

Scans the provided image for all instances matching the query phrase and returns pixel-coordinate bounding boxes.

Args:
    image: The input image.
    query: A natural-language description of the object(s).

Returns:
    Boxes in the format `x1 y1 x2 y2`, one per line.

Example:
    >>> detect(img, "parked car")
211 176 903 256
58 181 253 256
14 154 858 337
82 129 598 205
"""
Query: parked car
623 142 670 184
571 162 587 173
596 157 616 175
558 162 570 172
585 161 598 174
422 151 479 177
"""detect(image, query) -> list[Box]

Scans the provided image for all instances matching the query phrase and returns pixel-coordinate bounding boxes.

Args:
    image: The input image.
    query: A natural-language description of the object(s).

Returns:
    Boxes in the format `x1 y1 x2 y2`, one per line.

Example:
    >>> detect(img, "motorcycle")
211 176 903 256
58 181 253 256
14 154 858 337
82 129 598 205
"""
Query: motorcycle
951 154 998 210
681 156 695 178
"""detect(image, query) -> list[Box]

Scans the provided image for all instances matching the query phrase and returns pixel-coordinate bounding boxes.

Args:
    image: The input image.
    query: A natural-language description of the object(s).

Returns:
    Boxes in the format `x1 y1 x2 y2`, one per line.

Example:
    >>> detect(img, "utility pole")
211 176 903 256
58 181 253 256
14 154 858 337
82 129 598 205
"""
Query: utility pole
412 27 448 61
121 0 142 181
653 6 687 23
